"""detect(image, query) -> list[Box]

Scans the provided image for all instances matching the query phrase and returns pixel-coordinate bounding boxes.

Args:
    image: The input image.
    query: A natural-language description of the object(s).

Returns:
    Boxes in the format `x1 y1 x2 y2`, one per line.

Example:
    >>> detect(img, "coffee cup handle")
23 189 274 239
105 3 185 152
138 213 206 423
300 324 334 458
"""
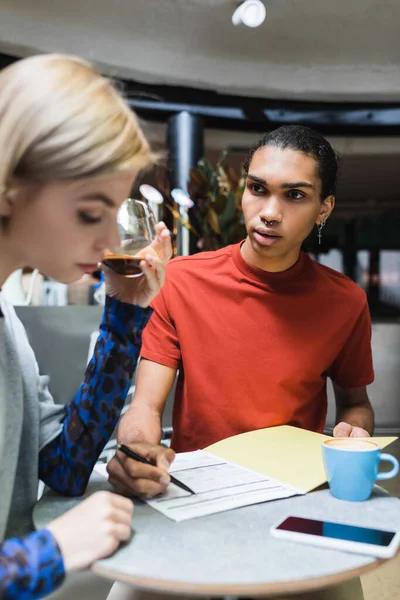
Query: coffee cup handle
376 454 400 480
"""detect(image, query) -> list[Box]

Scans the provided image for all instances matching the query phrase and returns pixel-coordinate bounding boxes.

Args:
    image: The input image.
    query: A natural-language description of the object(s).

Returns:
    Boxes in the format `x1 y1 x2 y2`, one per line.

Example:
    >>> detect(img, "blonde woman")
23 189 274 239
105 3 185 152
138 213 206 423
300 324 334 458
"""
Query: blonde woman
0 54 173 599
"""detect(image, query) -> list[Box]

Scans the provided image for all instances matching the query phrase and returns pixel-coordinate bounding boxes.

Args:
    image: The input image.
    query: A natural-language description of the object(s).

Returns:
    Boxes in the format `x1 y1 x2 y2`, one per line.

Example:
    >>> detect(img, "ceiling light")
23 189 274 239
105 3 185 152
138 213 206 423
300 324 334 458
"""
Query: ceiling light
171 188 194 209
139 184 164 204
232 0 266 28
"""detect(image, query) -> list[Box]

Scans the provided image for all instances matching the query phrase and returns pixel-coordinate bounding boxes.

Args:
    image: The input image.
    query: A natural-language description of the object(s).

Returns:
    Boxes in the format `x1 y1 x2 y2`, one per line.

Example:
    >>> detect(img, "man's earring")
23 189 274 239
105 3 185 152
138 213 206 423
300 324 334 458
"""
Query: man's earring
317 220 326 245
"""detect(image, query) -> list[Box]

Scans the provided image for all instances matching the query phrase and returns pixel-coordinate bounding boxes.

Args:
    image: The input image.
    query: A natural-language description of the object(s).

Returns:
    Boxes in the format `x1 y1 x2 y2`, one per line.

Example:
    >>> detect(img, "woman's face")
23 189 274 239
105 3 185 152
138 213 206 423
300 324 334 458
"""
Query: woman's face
5 173 135 283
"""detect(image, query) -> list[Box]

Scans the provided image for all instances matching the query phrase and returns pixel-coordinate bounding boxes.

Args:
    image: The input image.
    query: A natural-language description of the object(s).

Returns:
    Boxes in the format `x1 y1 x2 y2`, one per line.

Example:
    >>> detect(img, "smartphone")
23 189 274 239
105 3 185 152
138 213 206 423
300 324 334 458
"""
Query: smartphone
270 515 400 559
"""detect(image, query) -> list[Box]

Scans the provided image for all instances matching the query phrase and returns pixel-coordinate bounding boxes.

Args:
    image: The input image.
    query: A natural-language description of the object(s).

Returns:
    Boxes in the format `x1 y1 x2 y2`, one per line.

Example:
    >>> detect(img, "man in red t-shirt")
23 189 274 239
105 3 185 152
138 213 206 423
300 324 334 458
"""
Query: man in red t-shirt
108 125 374 501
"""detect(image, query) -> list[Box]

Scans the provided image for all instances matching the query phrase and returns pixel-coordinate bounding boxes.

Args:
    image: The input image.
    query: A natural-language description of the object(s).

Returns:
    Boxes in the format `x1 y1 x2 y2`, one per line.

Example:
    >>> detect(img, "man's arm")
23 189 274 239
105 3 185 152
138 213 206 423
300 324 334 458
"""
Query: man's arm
119 358 177 444
333 383 375 437
107 358 177 498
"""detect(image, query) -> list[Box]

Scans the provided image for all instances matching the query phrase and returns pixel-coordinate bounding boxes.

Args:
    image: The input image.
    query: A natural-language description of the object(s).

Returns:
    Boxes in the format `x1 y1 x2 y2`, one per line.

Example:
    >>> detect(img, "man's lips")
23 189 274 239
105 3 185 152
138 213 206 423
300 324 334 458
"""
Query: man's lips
253 229 282 247
254 228 282 238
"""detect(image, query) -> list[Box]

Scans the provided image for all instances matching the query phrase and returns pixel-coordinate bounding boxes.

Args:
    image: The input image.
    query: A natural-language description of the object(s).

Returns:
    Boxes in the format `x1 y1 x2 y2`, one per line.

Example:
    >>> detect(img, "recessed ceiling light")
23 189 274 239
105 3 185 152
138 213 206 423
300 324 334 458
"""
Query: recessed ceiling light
232 0 267 28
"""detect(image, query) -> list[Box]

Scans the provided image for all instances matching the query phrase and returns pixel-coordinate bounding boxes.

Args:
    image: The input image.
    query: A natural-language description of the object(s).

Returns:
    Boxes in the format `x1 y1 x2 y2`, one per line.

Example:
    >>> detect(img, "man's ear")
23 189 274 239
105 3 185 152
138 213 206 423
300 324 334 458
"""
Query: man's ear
317 195 335 225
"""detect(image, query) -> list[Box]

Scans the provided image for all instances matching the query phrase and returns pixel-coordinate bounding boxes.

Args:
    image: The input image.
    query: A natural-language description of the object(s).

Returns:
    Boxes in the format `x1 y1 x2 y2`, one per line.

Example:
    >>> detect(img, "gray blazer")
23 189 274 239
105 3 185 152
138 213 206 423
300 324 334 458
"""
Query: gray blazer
0 294 64 540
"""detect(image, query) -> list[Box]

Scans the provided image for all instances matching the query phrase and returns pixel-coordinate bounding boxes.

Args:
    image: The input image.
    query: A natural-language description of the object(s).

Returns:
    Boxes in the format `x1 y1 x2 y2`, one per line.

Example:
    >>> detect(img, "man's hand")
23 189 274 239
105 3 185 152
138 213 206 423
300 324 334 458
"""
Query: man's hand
107 441 175 499
104 222 172 308
333 421 370 438
333 384 374 437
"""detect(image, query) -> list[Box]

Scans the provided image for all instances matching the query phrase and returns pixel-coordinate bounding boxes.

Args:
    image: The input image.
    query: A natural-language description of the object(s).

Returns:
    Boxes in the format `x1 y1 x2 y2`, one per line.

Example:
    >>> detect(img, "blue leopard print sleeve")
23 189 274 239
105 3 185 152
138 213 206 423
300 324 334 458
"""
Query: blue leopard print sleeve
39 295 153 496
0 529 64 599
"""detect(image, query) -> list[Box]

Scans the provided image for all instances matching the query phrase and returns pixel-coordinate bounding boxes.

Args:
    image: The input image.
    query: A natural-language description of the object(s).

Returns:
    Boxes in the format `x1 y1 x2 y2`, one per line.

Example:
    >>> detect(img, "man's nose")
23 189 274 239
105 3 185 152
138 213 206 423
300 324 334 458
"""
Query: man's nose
259 197 283 223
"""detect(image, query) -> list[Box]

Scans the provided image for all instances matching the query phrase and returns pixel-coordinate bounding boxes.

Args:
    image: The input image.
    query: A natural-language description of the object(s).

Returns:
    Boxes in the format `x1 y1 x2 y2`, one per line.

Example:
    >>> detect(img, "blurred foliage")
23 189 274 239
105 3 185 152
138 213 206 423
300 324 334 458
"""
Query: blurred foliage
188 152 247 251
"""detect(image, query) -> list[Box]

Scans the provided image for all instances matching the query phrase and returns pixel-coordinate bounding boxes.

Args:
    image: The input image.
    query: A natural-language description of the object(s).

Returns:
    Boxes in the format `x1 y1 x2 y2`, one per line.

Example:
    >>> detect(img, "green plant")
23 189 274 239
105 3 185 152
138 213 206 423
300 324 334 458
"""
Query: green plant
188 152 246 251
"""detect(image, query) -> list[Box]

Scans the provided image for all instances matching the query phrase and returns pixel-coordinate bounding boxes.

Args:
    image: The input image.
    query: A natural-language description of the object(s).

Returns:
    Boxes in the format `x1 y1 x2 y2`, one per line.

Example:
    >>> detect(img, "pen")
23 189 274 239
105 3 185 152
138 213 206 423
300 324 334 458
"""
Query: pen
118 444 195 495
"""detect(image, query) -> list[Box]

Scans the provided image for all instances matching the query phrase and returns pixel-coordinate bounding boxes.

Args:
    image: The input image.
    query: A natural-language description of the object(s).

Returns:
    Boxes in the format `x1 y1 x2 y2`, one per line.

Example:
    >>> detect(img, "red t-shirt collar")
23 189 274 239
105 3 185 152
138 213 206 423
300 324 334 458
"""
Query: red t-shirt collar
232 240 305 285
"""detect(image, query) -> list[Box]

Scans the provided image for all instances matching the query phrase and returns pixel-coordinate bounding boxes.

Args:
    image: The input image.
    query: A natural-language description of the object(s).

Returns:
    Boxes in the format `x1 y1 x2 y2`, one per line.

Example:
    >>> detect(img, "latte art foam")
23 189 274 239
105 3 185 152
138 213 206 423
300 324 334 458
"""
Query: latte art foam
324 439 378 451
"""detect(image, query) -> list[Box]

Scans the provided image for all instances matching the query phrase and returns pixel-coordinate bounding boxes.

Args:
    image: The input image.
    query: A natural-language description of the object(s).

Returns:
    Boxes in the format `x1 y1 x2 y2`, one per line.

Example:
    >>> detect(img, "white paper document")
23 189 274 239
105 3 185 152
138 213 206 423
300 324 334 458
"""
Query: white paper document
146 450 302 522
94 462 108 479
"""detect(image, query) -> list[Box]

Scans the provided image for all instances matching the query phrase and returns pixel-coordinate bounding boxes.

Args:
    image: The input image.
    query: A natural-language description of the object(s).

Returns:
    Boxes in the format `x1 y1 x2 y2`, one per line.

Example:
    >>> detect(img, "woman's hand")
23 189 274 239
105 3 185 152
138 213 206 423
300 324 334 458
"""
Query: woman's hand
104 222 172 308
47 491 134 571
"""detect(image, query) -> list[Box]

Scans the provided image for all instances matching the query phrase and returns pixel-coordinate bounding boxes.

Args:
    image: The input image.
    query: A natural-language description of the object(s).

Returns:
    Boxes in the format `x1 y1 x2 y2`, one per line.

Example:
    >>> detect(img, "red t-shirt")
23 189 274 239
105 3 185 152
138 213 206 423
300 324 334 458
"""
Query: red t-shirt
141 243 374 452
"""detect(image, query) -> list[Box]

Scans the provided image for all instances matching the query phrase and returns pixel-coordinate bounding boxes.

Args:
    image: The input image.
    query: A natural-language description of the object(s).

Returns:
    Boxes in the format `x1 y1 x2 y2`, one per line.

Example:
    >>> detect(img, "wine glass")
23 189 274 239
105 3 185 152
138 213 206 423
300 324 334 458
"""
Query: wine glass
102 199 156 278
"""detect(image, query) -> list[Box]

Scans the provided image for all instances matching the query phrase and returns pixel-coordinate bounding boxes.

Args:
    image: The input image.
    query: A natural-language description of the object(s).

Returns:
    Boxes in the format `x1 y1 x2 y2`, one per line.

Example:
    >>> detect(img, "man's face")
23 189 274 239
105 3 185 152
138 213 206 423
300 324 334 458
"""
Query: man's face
241 146 334 268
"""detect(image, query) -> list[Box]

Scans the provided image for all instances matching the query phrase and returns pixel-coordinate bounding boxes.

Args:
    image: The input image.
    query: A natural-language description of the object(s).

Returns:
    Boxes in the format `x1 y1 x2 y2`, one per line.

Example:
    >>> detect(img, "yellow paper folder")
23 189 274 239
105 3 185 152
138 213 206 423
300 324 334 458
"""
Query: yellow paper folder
205 426 397 493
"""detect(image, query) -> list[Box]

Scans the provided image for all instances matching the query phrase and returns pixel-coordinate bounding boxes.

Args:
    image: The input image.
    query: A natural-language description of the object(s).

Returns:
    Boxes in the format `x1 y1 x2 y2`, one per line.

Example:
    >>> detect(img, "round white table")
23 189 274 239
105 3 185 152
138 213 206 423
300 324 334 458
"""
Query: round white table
34 472 400 597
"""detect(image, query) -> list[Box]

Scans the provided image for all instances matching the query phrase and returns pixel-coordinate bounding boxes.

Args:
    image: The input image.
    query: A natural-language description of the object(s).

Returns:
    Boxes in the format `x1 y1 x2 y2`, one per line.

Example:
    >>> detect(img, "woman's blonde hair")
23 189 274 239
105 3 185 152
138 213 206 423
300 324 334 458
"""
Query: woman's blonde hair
0 54 154 207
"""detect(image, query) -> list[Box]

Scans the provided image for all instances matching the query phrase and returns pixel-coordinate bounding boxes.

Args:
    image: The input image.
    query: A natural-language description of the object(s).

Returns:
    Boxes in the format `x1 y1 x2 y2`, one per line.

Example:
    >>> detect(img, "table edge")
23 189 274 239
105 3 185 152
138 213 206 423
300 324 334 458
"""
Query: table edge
92 556 383 596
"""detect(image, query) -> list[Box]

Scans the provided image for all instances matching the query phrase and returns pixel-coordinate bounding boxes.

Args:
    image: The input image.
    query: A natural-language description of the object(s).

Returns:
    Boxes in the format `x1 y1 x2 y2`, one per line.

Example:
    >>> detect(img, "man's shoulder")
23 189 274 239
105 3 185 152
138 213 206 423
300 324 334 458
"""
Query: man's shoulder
166 245 234 276
307 256 367 306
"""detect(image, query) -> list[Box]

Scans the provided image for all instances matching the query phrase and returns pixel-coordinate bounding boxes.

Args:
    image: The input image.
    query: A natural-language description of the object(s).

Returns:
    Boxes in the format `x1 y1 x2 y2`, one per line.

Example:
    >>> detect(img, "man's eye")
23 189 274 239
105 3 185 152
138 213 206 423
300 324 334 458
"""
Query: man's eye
78 211 103 224
250 183 265 194
287 191 305 200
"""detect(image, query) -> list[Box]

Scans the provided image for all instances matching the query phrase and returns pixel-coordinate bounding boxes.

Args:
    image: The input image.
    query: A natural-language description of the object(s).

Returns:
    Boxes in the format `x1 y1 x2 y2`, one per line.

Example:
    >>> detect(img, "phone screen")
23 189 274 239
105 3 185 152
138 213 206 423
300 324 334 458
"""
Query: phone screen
277 516 396 547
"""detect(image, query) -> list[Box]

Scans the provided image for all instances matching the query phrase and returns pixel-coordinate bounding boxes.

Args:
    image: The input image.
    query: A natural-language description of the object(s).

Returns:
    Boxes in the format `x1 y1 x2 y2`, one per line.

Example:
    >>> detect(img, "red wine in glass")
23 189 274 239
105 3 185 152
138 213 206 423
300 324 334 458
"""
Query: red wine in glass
102 199 156 278
102 253 143 277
